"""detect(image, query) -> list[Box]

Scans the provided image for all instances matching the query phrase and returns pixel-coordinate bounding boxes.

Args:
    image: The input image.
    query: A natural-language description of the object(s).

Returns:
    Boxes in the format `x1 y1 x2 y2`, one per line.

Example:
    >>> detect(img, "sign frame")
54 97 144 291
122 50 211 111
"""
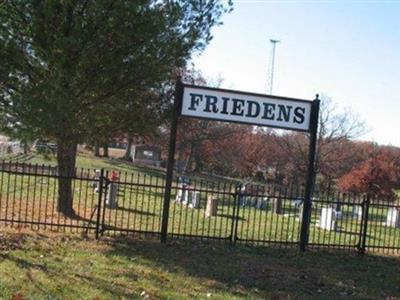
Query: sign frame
161 80 320 252
179 83 314 132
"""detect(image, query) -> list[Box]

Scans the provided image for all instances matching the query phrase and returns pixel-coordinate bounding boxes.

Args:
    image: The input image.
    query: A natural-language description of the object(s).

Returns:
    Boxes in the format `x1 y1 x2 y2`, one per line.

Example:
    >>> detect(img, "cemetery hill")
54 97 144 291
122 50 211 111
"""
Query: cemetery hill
182 89 311 130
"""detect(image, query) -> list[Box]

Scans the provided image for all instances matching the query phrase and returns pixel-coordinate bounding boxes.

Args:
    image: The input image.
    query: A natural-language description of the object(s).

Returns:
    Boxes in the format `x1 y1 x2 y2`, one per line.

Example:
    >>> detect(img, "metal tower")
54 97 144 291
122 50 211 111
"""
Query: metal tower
267 39 280 94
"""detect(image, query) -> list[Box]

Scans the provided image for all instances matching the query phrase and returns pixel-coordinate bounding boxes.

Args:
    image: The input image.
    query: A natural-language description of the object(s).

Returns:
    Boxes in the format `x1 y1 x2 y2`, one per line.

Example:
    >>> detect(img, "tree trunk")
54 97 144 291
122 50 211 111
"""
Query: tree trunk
124 135 133 160
57 140 77 217
176 142 186 173
185 143 195 172
192 147 202 172
23 140 29 154
103 143 109 157
94 144 100 157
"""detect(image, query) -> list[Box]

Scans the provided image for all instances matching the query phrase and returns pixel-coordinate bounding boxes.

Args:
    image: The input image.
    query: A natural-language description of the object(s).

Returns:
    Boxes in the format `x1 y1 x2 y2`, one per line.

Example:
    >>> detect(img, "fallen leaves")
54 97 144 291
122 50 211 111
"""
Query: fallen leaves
0 232 26 252
11 294 25 300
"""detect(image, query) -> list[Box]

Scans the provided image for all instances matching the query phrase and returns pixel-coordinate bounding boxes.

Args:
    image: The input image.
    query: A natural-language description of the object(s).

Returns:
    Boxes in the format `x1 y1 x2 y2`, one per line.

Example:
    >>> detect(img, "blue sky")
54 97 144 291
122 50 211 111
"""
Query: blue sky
192 0 400 146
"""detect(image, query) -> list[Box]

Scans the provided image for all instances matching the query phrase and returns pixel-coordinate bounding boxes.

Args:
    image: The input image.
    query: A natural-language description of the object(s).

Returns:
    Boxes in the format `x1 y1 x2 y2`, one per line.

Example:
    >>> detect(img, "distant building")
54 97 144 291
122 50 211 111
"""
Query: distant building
130 144 161 167
109 135 152 149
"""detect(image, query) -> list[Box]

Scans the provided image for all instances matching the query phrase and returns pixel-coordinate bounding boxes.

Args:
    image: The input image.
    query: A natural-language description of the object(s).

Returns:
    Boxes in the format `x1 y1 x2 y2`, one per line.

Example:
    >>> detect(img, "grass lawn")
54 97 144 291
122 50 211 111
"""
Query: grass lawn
0 151 165 177
0 229 399 300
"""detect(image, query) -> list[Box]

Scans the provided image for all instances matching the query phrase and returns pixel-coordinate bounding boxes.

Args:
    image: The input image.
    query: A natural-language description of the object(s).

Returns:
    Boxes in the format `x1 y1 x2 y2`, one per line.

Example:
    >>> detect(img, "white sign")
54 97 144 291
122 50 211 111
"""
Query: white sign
181 86 313 131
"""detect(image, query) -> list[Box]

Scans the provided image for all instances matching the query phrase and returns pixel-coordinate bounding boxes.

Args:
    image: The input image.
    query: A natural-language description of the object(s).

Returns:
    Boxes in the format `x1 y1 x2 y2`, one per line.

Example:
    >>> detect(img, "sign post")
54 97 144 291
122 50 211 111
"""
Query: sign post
160 83 319 249
160 79 183 243
299 96 320 252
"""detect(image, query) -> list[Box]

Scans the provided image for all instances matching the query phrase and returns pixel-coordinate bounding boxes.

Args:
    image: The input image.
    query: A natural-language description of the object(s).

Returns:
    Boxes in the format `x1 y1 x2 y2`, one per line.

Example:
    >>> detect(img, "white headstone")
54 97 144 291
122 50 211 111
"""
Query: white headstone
318 207 336 231
352 206 363 221
331 203 343 219
386 208 400 228
334 209 343 220
250 197 258 207
205 196 218 217
239 195 249 206
294 198 303 209
182 188 191 205
255 197 268 209
93 169 101 192
175 184 189 203
189 191 200 209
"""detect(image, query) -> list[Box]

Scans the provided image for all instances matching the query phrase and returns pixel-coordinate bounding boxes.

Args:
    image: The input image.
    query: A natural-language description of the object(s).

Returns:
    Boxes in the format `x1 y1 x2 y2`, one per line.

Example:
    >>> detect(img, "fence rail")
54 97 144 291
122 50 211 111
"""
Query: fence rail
0 161 399 254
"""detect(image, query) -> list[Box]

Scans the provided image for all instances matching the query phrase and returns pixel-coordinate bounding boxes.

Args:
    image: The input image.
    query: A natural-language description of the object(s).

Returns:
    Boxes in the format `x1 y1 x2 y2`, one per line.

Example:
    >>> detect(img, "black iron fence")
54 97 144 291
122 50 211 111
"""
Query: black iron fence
0 161 399 254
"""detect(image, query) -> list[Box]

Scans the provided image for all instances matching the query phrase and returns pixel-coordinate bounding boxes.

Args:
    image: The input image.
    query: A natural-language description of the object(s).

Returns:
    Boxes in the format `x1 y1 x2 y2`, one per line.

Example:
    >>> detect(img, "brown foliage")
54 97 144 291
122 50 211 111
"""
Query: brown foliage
338 149 400 200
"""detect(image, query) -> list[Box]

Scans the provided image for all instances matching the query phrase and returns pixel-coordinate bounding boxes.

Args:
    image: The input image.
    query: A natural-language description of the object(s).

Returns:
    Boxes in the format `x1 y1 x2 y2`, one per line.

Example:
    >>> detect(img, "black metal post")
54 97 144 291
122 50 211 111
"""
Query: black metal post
358 195 370 255
95 169 104 239
100 170 109 236
230 185 241 246
300 96 320 252
357 196 366 252
161 79 183 243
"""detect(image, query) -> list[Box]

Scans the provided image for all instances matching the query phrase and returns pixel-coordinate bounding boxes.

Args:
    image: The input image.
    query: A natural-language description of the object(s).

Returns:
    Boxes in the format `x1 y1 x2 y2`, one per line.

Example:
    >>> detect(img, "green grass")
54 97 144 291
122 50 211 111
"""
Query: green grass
1 151 165 177
0 230 399 300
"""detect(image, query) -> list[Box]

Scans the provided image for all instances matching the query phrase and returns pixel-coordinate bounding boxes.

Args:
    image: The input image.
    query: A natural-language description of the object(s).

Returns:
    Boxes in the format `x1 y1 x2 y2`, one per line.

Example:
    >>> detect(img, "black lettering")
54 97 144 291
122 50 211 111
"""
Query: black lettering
293 107 305 124
277 105 292 122
220 97 230 114
188 93 203 111
245 100 260 118
204 95 219 113
231 98 245 116
262 103 276 120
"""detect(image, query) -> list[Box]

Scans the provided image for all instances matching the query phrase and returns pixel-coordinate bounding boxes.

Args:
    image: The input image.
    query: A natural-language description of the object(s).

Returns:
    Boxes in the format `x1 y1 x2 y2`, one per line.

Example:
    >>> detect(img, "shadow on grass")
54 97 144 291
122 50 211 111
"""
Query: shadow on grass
67 205 158 229
0 252 135 298
104 237 400 299
217 213 245 221
105 158 165 177
114 206 157 217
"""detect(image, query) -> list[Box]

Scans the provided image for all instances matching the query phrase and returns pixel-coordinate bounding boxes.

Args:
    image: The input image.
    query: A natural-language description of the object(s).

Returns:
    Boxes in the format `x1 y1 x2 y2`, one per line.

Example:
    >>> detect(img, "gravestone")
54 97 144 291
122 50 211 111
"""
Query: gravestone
239 195 249 206
297 203 303 222
255 197 268 209
334 209 343 220
92 169 101 192
241 196 256 207
292 198 304 218
106 182 118 209
386 208 400 228
249 197 258 207
182 189 191 205
294 198 303 209
189 191 200 209
332 203 342 219
352 206 363 221
175 183 189 203
205 196 218 217
239 185 249 206
318 207 336 231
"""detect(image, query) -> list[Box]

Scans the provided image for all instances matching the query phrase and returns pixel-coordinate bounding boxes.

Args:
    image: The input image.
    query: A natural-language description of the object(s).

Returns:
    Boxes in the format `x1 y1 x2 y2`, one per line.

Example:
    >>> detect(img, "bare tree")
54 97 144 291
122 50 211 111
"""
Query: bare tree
174 67 237 173
277 95 367 188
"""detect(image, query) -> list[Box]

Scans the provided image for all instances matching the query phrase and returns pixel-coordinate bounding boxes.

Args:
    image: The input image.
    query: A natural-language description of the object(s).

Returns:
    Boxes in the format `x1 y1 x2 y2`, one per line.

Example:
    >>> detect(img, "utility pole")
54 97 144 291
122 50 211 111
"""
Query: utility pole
267 39 280 94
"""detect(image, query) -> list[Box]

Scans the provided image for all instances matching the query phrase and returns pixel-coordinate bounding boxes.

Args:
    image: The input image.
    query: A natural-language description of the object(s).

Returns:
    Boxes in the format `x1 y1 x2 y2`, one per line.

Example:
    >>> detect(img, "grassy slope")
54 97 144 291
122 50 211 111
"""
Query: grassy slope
0 230 399 300
0 151 239 185
1 151 164 177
